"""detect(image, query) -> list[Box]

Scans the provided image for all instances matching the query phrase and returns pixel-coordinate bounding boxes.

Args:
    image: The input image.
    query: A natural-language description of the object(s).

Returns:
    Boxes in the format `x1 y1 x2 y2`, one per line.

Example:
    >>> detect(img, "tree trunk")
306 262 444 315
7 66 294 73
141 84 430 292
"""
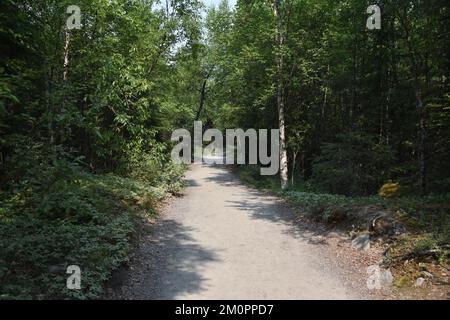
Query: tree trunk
60 31 71 144
322 65 329 118
45 68 54 147
273 0 289 190
291 149 298 187
63 31 70 82
196 78 208 121
416 88 426 192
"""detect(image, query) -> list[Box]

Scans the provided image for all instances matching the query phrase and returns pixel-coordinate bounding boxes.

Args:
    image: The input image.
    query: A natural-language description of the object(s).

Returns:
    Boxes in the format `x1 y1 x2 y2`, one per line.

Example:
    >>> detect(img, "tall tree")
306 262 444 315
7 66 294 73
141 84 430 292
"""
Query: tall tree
273 0 288 189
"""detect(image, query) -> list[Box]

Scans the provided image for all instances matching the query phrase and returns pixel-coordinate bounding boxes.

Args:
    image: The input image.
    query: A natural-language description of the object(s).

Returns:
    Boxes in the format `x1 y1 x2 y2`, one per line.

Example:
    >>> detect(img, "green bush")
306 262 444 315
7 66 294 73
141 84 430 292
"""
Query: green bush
127 150 186 195
236 165 279 190
311 133 394 196
0 151 185 299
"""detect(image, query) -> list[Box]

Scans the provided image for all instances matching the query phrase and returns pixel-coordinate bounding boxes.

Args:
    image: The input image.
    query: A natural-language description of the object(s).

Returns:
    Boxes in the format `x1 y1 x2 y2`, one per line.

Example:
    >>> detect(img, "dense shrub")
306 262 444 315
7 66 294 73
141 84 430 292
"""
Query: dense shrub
311 133 394 196
127 150 186 195
0 152 185 299
236 165 279 190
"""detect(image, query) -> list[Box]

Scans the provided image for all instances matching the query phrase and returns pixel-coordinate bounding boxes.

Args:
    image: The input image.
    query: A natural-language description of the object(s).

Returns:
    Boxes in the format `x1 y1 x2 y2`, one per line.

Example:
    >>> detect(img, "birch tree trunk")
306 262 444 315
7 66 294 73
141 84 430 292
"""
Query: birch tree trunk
60 30 71 143
63 31 70 82
273 0 289 190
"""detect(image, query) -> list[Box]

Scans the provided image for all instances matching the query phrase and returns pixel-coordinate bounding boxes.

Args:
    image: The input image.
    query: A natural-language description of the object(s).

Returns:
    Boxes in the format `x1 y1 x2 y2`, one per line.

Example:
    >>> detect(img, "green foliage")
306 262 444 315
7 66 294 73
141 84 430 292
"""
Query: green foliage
1 0 449 299
236 165 279 190
236 165 383 221
0 154 184 299
0 0 193 299
237 166 449 246
312 133 394 196
206 0 450 196
127 150 187 195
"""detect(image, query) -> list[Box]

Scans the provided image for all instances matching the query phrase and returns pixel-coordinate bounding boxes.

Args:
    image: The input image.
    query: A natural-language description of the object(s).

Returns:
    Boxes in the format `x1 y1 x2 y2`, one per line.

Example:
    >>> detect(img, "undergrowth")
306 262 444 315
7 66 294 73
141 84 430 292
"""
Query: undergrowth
0 157 185 299
236 165 450 263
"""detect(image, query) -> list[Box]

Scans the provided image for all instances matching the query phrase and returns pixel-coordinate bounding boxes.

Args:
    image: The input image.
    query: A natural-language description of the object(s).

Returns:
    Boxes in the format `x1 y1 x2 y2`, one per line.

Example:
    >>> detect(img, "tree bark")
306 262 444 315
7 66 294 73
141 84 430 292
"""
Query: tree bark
60 31 71 144
416 88 427 192
45 68 54 147
196 78 208 121
273 0 289 190
63 31 70 82
291 149 298 187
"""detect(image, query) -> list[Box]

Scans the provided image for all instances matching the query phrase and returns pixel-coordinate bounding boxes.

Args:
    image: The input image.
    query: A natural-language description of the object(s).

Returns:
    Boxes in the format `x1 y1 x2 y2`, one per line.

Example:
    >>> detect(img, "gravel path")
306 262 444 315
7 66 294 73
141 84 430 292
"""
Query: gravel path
112 164 378 300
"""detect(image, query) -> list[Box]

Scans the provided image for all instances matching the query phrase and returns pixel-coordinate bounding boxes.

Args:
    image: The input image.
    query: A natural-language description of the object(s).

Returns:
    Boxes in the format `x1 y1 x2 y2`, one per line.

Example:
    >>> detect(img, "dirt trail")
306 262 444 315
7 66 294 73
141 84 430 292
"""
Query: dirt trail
112 164 377 300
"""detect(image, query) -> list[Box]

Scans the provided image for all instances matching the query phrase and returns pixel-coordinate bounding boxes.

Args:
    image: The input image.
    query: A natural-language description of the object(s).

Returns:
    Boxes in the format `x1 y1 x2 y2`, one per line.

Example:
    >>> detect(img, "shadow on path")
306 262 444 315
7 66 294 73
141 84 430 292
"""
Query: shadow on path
203 166 343 244
109 217 219 299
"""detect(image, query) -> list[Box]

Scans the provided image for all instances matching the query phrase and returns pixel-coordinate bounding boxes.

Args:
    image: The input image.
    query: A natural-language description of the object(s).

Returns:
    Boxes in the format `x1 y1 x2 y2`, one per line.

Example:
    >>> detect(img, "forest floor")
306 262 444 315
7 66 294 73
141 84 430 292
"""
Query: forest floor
106 164 396 300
